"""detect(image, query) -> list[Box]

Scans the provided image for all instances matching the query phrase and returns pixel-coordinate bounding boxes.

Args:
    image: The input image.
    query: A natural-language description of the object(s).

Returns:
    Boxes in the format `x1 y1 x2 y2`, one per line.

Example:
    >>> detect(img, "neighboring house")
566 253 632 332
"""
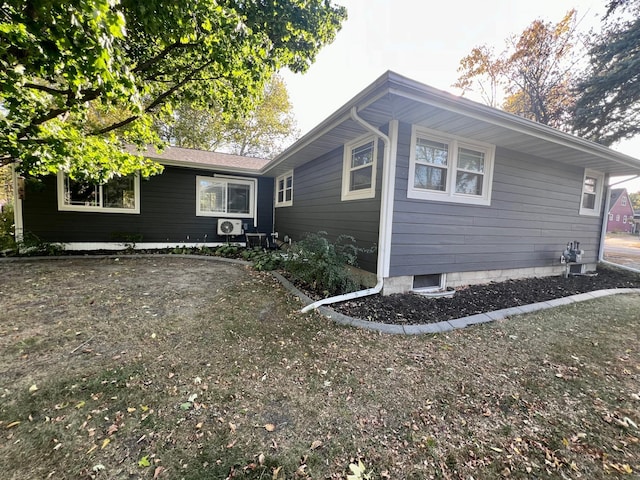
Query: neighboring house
18 147 274 249
606 188 635 233
13 71 640 293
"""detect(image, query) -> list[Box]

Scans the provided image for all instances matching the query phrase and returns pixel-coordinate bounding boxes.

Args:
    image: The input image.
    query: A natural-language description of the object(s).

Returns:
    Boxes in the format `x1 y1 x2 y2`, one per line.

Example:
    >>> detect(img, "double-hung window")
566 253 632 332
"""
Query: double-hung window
58 172 140 214
275 171 293 207
196 176 255 218
408 126 495 205
579 169 604 216
342 135 377 201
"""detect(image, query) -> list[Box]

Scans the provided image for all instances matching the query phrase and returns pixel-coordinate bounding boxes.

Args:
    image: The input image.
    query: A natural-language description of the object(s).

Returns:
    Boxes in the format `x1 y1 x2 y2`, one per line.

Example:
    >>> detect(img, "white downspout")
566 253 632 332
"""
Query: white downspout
301 107 395 312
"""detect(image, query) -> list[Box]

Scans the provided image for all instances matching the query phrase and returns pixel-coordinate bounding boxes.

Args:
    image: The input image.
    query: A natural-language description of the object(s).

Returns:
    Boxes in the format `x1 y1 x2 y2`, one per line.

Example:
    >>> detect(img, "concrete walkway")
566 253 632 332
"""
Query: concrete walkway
273 271 640 335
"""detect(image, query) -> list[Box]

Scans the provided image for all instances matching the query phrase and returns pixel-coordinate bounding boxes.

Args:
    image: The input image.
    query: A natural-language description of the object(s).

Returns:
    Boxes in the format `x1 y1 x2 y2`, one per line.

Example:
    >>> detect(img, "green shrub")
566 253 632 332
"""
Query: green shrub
18 232 64 256
215 244 241 258
0 203 16 253
283 231 364 296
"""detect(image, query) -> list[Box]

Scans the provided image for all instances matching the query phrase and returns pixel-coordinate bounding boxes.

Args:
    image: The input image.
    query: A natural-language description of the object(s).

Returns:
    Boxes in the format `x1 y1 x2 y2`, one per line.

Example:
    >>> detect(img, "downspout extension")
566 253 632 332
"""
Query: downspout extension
300 107 392 313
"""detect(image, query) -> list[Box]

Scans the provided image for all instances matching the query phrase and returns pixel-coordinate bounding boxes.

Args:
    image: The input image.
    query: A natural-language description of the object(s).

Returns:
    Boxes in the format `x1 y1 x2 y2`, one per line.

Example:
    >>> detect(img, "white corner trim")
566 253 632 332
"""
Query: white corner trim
12 165 24 242
380 119 399 278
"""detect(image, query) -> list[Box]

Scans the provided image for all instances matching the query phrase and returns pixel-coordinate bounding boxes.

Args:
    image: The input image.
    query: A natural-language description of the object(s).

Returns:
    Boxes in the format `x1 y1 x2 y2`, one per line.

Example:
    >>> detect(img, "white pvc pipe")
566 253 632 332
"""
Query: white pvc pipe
300 107 392 313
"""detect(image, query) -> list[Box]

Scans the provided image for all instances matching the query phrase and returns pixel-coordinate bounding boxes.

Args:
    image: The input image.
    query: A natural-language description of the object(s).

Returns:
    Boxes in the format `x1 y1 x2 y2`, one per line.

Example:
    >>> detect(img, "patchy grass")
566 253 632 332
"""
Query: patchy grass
0 257 639 479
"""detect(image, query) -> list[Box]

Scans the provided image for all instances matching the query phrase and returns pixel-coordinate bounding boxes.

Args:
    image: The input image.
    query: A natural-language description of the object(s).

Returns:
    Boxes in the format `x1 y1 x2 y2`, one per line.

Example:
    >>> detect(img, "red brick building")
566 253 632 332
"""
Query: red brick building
606 188 635 233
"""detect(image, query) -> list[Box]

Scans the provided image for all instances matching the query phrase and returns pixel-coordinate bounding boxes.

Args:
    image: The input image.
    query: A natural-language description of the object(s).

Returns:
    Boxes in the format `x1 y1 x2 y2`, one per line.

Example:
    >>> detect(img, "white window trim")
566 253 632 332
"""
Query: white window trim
579 168 605 216
623 215 628 223
407 126 495 206
621 196 627 206
57 172 140 214
275 170 293 208
341 134 378 201
196 175 256 219
609 213 614 221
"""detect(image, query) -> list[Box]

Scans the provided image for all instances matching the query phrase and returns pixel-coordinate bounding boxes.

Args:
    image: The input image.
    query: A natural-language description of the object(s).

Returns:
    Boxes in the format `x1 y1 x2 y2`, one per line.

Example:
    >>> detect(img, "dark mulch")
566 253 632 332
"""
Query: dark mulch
330 265 640 325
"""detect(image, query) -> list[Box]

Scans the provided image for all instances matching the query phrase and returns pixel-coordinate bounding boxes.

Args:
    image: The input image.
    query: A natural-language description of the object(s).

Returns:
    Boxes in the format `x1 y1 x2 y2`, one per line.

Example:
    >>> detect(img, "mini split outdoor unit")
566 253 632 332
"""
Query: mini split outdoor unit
217 218 243 236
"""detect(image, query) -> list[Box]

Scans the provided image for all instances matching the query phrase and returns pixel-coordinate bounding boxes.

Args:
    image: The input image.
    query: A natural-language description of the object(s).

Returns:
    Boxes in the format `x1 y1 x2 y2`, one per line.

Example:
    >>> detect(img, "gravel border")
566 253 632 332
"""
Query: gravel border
272 271 640 335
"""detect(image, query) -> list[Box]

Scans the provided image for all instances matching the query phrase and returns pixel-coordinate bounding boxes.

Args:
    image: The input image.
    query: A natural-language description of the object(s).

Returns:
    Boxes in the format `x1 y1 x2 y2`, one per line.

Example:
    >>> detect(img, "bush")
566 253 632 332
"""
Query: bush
283 231 363 296
0 203 16 253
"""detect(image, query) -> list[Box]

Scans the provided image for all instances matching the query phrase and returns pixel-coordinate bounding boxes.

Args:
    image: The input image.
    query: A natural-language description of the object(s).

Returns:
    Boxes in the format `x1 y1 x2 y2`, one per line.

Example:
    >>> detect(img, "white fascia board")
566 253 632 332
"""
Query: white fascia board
156 159 263 175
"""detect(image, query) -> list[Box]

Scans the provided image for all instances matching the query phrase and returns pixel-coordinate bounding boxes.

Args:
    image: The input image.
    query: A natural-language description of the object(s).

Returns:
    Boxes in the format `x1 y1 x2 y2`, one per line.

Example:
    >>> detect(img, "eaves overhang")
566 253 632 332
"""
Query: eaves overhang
261 71 640 178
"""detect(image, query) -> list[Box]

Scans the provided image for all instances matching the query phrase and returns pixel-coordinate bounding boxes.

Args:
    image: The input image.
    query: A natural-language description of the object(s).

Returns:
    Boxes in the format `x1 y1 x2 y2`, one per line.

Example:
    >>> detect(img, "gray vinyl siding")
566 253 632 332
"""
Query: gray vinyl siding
22 166 273 244
390 121 604 277
274 144 383 273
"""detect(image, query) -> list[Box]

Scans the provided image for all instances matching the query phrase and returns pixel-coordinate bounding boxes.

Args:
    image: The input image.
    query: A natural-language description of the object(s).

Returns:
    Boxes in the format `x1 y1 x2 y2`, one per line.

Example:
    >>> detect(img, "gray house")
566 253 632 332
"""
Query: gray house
263 71 640 294
13 71 640 294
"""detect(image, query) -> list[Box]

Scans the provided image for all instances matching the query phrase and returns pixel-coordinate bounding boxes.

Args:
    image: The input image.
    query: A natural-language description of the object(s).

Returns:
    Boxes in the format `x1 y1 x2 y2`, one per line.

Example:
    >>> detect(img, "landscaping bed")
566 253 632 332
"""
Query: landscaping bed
331 265 640 325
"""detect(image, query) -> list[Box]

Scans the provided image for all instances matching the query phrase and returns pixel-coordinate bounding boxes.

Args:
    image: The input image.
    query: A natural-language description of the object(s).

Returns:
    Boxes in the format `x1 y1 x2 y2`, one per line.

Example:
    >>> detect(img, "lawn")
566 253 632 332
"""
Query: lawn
0 257 639 479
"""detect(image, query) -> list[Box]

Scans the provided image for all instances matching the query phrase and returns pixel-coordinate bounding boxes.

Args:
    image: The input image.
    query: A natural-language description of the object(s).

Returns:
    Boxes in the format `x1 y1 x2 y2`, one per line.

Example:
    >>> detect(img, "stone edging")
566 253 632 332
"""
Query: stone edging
271 271 640 335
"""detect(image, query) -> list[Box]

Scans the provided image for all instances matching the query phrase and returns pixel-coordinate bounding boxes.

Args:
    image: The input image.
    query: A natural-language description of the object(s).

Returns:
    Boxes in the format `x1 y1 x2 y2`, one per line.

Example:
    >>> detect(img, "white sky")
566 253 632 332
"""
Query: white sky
280 0 640 192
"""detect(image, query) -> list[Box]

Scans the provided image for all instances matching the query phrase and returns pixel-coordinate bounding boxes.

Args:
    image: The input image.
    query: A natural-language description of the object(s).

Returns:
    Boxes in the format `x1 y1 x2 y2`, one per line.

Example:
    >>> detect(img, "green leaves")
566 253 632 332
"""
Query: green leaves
1 0 346 178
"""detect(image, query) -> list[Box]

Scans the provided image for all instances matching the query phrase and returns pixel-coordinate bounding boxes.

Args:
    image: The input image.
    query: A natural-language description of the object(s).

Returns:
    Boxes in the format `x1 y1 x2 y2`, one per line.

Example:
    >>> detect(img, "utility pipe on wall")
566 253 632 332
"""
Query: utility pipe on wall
300 107 394 313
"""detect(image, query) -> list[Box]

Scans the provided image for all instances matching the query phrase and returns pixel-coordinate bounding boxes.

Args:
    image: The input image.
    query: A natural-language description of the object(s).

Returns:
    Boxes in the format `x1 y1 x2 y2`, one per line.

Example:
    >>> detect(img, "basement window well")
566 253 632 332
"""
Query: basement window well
412 273 446 292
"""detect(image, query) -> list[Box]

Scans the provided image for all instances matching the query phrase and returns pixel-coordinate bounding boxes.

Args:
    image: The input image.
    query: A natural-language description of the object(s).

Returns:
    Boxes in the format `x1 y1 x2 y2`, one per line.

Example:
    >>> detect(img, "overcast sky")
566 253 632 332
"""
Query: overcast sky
281 0 640 191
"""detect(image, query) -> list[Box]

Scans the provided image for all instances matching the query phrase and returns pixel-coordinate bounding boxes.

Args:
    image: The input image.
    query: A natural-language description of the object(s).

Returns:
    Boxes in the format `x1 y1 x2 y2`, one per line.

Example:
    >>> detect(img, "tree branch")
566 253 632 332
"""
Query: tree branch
93 60 219 135
133 41 199 74
24 83 70 96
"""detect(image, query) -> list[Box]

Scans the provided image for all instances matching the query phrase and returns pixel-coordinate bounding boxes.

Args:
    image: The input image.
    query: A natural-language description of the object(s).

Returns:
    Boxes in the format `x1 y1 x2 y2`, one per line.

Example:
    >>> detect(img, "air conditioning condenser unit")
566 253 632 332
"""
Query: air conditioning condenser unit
217 218 243 236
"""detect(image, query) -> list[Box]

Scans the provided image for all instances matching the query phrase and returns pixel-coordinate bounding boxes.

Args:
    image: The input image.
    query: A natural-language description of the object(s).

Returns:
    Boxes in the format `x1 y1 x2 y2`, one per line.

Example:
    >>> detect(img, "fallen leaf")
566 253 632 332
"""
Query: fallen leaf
107 424 118 435
86 445 97 455
195 422 203 429
75 401 86 409
272 465 283 479
29 384 38 393
264 423 276 432
153 466 166 478
101 438 110 449
5 421 20 429
226 439 238 448
490 446 503 453
229 422 236 433
138 456 151 468
127 407 136 413
258 453 265 465
310 440 323 450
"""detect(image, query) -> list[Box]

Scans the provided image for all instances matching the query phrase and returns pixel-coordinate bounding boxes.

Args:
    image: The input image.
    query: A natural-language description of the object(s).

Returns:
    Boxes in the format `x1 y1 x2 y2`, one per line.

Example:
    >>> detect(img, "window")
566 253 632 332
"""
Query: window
609 213 614 221
196 176 255 218
579 169 605 216
622 196 627 206
342 135 377 201
275 171 293 207
58 172 139 214
623 215 628 223
616 214 621 222
408 126 495 205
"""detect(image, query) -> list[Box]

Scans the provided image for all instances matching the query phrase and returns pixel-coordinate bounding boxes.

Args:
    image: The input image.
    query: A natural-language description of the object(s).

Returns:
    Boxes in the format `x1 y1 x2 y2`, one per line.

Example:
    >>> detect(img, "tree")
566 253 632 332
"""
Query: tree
572 0 640 146
629 192 640 212
0 0 346 182
454 10 582 130
158 75 299 158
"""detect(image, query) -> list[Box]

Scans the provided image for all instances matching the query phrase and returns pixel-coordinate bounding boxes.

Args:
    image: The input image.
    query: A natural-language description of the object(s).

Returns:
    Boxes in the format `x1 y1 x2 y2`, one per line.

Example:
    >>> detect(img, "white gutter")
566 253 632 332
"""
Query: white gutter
301 108 395 312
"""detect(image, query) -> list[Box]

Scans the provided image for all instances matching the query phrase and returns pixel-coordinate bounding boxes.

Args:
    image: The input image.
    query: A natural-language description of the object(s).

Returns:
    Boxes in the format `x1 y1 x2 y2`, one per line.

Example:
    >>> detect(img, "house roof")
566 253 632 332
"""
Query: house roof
263 71 640 178
610 188 626 206
130 145 269 174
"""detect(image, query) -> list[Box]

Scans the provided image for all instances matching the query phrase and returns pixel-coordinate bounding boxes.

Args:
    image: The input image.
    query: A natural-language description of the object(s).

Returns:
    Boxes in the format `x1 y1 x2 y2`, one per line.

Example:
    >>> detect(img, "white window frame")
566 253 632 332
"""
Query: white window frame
196 175 256 219
407 126 495 206
275 170 293 207
57 172 140 214
579 169 604 216
623 215 628 223
621 196 627 206
609 213 614 221
616 214 621 221
341 134 378 201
